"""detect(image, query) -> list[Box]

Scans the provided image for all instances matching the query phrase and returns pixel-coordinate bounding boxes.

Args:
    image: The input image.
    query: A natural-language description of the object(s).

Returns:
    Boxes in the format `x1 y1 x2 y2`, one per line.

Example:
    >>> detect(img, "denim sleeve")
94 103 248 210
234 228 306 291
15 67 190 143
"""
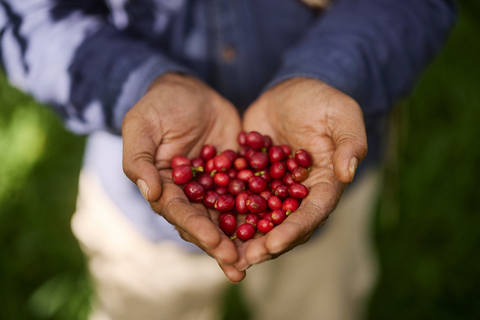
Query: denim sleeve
0 0 190 135
267 0 458 118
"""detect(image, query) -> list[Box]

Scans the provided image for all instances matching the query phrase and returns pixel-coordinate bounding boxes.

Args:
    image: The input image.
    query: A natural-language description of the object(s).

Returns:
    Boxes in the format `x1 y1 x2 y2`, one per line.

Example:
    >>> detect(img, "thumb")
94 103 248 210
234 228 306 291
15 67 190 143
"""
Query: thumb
122 115 163 202
330 111 368 184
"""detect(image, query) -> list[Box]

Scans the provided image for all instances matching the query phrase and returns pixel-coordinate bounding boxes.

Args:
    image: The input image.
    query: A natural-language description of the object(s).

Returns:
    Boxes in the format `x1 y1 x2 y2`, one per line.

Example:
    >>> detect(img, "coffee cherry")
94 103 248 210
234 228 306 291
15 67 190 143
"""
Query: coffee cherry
213 172 230 187
249 151 269 170
259 190 273 201
274 184 289 200
257 219 274 233
213 153 232 172
203 190 220 209
237 169 254 181
214 186 228 195
219 214 237 236
237 131 247 146
286 157 298 172
214 194 235 212
184 181 205 203
288 183 309 199
205 159 215 173
234 223 256 241
280 145 292 157
263 135 273 150
268 146 285 163
172 165 193 185
200 145 216 160
270 180 284 192
245 131 265 150
269 162 286 180
295 149 313 168
191 157 204 169
245 213 259 228
282 197 300 212
234 157 248 171
222 149 238 162
291 166 308 183
282 172 295 186
228 178 246 196
235 192 250 214
268 195 282 210
246 194 268 213
171 155 191 169
271 209 289 225
248 176 268 194
196 173 214 190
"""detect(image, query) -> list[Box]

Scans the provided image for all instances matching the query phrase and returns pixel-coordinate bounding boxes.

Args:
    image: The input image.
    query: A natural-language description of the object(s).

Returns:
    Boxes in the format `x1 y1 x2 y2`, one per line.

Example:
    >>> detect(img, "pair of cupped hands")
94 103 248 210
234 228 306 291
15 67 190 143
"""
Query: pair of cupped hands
122 72 367 283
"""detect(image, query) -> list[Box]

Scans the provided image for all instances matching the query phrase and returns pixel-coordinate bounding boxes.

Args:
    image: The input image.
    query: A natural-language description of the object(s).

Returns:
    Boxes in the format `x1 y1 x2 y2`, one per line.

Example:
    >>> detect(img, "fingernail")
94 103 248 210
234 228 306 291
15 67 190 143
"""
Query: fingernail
237 265 251 272
136 179 149 201
349 157 358 181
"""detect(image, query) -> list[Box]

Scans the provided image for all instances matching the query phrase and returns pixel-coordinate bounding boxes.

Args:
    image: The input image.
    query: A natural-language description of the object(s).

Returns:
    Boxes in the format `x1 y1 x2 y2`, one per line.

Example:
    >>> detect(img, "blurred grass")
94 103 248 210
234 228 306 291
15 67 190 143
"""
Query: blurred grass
0 2 479 319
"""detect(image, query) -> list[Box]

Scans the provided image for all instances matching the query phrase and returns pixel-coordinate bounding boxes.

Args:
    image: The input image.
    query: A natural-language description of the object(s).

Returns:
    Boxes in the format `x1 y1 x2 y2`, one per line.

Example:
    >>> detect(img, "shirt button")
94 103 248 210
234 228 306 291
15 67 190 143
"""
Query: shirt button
221 45 237 63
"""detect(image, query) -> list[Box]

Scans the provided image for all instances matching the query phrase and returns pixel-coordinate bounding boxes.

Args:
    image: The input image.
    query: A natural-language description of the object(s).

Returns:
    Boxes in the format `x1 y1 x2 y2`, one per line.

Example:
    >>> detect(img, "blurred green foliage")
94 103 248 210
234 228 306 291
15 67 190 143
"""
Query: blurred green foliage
0 74 89 319
0 1 479 319
369 2 480 319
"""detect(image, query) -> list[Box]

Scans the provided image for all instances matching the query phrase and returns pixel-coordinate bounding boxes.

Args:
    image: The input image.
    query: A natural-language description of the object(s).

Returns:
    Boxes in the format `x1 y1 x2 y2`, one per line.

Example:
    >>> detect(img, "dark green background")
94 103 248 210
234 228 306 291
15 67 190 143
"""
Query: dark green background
1 2 479 319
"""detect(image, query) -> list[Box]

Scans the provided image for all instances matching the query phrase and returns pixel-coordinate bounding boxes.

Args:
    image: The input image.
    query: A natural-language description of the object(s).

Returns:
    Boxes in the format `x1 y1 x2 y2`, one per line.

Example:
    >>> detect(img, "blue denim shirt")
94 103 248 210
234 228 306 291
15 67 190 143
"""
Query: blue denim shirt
0 0 457 244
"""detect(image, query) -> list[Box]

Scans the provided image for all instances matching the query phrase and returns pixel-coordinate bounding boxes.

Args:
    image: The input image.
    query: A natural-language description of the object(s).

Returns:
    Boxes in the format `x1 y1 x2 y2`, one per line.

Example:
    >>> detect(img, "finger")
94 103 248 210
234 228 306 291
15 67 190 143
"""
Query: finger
329 107 368 183
245 178 344 263
122 110 163 202
218 262 246 284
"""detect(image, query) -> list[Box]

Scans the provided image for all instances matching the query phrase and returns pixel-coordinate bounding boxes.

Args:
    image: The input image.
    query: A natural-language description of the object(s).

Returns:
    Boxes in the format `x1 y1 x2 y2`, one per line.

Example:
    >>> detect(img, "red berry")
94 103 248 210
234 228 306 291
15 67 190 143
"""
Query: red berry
228 178 246 196
196 173 214 190
244 148 256 161
215 194 235 212
291 166 309 182
269 162 286 180
183 181 205 203
263 135 273 149
268 146 285 163
171 155 191 169
249 151 269 170
245 213 259 228
235 192 250 214
238 132 247 146
237 169 254 182
271 209 288 225
270 179 284 192
248 176 268 194
264 211 273 222
218 212 234 221
257 219 274 233
191 157 204 169
239 145 249 157
205 159 215 173
255 170 271 183
222 149 238 162
214 186 228 195
280 145 292 157
219 214 237 236
295 149 312 168
203 190 220 209
172 165 193 185
282 197 300 212
286 158 298 172
288 183 309 199
245 131 265 150
213 153 232 172
235 223 256 241
274 184 289 200
226 168 238 179
257 211 268 219
234 157 248 171
282 172 295 186
268 195 282 210
246 194 268 213
200 145 216 160
214 172 231 187
259 190 273 201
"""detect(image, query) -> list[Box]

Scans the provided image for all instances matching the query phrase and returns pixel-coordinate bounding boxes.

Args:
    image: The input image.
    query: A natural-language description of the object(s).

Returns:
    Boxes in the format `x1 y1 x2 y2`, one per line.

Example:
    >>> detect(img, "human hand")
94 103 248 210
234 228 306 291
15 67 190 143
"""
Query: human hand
236 77 368 271
122 73 246 282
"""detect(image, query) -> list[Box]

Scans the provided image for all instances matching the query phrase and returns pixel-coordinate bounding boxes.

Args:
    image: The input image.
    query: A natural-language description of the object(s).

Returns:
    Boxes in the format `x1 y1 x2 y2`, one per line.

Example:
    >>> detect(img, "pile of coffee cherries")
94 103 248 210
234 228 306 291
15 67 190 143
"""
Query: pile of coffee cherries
171 131 312 241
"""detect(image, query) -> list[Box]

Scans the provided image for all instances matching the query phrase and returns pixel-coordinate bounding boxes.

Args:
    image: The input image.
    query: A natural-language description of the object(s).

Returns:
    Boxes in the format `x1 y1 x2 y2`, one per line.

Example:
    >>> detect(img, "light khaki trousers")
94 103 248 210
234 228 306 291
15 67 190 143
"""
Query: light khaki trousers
72 168 379 320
